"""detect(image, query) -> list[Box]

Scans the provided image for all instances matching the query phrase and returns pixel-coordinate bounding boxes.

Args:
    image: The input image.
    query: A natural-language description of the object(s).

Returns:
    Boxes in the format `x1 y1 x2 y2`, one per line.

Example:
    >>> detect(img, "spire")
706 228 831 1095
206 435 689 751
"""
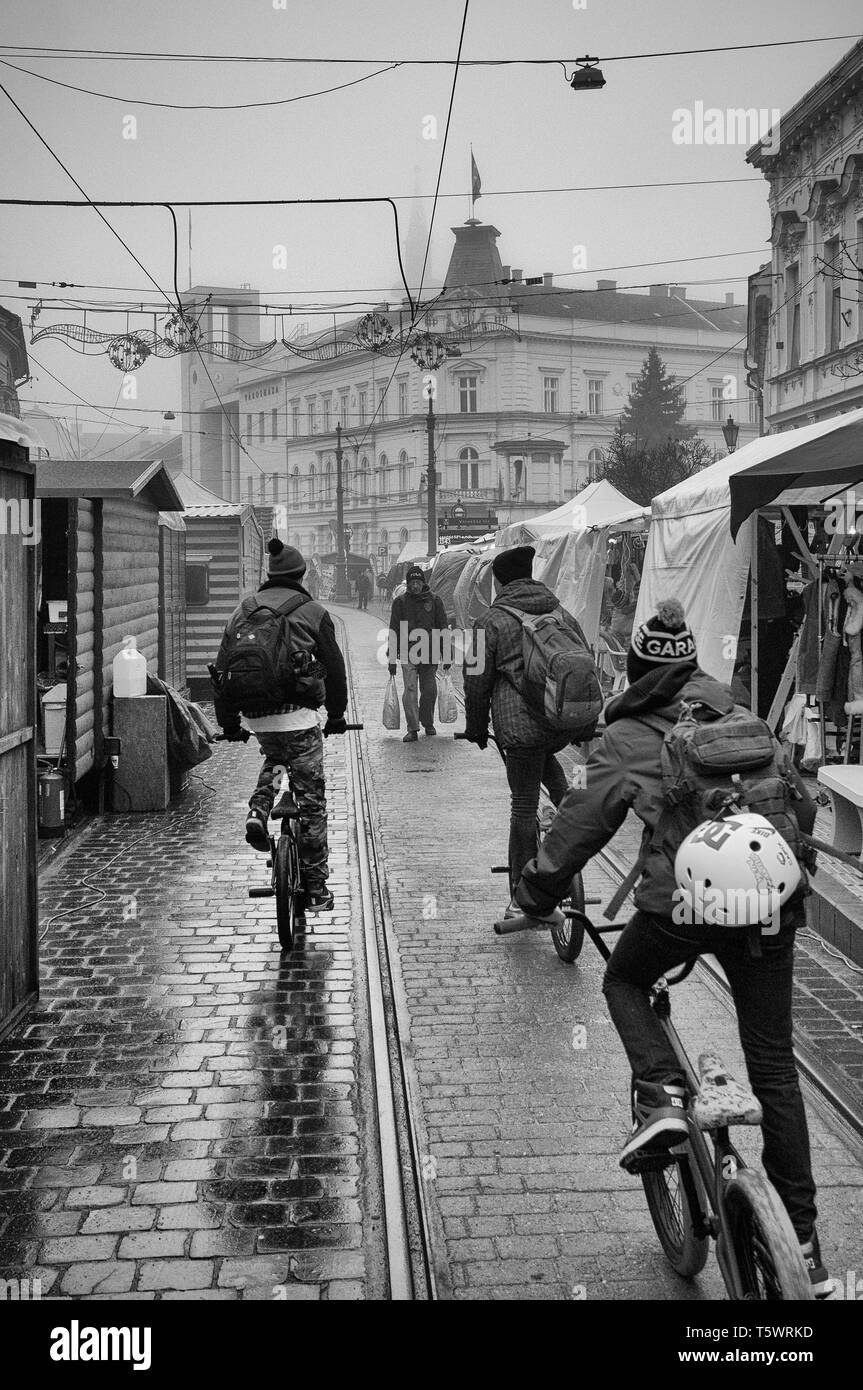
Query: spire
442 221 504 295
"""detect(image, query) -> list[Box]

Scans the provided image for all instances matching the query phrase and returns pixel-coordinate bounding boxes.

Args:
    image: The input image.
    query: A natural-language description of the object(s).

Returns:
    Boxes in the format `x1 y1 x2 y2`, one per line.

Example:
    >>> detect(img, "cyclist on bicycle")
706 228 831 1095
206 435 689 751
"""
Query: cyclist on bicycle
212 539 348 912
512 598 831 1296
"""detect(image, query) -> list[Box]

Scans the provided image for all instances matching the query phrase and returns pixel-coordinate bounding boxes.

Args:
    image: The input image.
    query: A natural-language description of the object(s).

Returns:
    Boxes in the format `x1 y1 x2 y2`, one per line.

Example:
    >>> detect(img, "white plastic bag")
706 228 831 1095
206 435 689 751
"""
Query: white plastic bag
436 669 457 724
800 706 821 773
780 692 807 749
382 675 401 730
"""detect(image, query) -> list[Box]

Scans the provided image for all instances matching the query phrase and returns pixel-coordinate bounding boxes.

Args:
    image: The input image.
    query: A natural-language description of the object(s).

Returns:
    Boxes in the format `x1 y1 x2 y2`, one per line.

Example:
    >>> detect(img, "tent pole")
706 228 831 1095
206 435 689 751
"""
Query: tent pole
751 512 759 715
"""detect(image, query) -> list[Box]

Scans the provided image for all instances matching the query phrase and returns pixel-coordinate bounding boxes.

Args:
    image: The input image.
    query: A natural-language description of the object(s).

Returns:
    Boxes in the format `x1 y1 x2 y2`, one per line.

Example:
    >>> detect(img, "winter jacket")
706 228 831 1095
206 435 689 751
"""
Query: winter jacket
463 578 590 750
213 578 347 729
515 662 816 919
387 583 450 665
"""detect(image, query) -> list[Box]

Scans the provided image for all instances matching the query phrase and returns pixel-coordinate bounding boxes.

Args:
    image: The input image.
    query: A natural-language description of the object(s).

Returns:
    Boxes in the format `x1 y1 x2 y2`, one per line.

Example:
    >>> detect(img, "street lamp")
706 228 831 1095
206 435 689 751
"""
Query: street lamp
334 422 350 602
722 415 740 453
410 333 448 557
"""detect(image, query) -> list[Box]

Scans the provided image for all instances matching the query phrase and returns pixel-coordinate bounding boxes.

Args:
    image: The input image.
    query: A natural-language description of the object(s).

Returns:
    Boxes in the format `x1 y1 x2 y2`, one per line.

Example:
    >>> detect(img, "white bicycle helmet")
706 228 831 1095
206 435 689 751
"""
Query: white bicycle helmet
673 813 801 927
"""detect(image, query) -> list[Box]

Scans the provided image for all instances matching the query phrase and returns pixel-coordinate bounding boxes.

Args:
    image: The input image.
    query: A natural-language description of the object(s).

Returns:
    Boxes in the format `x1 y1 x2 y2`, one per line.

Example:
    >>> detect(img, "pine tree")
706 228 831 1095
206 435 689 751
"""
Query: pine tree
619 346 694 448
598 423 713 508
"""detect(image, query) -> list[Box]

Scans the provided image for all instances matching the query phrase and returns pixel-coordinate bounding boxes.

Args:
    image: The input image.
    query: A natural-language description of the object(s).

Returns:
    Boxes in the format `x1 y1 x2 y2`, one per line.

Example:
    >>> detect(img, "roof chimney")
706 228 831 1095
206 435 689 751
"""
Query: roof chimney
596 279 617 291
725 292 735 306
511 268 523 283
670 285 687 300
542 271 553 287
501 264 511 281
649 284 670 298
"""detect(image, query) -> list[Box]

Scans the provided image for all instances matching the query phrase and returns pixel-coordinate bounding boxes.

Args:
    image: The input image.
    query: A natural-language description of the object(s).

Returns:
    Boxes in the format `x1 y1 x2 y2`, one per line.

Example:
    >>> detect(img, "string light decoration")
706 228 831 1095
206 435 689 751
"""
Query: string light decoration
162 308 203 352
355 311 394 350
107 332 151 371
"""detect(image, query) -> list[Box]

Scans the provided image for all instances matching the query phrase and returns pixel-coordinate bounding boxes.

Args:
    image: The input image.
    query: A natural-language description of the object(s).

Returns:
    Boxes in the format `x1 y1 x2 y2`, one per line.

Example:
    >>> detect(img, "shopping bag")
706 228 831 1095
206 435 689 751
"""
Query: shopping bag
382 675 401 730
799 706 821 773
780 692 807 750
436 669 458 724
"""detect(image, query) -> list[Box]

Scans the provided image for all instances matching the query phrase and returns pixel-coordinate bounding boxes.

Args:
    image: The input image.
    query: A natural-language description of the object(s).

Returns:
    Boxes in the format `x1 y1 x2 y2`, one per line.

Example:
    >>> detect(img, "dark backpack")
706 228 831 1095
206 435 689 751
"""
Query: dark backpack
497 604 602 740
217 592 325 716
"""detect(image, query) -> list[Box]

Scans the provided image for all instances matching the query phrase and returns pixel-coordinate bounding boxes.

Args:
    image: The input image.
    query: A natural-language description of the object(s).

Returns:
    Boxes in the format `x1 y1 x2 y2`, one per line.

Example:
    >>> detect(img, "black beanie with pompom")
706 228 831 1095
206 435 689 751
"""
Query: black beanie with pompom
266 538 306 578
627 597 697 684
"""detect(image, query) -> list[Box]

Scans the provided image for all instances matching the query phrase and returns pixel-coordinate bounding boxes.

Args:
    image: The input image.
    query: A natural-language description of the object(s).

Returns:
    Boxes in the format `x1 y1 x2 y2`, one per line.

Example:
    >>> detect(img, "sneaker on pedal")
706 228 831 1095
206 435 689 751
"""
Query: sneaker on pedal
800 1230 834 1299
619 1080 688 1172
305 887 334 912
244 806 270 852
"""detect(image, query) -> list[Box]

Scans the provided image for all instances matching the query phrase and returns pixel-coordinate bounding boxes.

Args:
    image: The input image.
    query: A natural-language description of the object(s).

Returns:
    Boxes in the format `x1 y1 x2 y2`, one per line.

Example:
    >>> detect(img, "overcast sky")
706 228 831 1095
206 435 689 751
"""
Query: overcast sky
1 0 859 446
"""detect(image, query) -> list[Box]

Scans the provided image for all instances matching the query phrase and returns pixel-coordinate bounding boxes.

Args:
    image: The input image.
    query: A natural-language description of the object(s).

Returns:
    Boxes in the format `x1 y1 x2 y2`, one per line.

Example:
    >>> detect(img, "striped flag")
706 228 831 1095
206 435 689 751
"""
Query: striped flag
471 152 482 203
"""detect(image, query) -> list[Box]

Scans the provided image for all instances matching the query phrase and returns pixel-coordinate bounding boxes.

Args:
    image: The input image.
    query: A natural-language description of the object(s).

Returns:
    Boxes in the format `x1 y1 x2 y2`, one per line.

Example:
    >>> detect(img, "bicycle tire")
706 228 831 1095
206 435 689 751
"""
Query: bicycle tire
274 833 300 952
551 871 586 963
641 1151 710 1279
724 1167 813 1301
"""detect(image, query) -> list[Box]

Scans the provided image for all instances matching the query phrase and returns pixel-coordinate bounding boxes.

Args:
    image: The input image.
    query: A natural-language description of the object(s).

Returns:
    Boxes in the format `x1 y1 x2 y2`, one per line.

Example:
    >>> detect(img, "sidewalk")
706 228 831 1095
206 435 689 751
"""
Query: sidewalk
343 606 863 1299
0 726 382 1300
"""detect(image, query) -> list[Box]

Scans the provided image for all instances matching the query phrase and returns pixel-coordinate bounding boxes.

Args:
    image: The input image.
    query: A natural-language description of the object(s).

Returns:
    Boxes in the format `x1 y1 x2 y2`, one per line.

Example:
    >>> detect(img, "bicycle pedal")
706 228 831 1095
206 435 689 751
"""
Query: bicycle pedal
490 866 509 874
622 1150 676 1175
248 887 275 898
266 857 272 867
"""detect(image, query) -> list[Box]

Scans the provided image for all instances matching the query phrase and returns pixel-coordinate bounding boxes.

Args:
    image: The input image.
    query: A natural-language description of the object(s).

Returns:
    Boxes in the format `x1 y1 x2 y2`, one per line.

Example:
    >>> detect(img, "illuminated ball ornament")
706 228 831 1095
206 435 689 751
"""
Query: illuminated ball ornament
163 311 202 353
108 334 151 372
355 312 394 351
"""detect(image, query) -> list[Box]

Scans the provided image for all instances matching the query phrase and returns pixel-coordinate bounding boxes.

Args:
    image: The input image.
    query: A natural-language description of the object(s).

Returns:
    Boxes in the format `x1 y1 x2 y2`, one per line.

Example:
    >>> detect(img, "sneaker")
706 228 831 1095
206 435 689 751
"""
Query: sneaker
305 887 334 912
403 731 418 742
244 807 270 852
619 1080 689 1172
800 1230 834 1299
424 726 437 736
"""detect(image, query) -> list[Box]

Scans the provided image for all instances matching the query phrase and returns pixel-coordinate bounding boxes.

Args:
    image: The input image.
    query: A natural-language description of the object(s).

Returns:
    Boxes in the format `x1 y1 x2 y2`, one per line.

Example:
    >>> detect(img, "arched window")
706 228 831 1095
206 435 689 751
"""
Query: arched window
360 455 369 499
399 527 409 548
291 532 301 551
398 450 409 493
308 464 316 504
307 530 316 554
587 448 603 482
378 453 388 496
291 468 299 506
459 446 479 491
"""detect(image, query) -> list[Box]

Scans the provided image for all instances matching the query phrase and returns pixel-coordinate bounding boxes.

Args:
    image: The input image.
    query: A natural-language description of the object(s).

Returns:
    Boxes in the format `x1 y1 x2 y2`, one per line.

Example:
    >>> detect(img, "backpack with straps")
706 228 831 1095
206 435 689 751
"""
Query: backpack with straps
605 697 811 922
217 591 326 716
496 604 603 740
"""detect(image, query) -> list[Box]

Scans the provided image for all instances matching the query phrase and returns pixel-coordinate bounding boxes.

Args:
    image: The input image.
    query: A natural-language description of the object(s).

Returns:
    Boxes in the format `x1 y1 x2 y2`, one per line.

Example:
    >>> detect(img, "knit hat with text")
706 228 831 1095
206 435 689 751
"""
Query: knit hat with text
627 598 697 684
267 538 306 578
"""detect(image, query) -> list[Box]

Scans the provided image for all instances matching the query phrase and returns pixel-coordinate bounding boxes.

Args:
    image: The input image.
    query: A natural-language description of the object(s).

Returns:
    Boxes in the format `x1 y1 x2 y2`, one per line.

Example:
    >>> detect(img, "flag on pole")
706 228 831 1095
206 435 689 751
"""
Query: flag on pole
471 152 482 203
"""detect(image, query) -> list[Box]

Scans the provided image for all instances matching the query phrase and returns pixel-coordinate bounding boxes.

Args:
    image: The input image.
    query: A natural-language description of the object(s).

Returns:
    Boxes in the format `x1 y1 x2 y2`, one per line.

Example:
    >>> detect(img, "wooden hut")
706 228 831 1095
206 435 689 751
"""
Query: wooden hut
172 473 266 699
34 459 184 802
0 428 38 1038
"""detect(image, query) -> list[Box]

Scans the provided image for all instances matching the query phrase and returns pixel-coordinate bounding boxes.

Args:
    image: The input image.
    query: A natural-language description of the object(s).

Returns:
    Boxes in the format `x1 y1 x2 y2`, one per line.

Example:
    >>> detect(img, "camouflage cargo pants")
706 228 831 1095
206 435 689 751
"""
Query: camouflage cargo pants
250 727 329 891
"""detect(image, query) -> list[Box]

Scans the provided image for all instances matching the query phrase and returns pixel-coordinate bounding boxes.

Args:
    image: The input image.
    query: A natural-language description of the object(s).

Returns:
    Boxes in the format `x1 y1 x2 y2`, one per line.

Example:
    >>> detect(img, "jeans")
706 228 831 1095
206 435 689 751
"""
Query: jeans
249 727 329 891
401 662 437 732
602 907 817 1239
357 591 368 610
504 746 569 889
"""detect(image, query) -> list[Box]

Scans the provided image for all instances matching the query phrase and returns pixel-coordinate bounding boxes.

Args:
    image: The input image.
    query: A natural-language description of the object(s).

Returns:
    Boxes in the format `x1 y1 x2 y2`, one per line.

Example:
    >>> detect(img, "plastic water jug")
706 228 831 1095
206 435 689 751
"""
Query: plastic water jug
113 635 147 697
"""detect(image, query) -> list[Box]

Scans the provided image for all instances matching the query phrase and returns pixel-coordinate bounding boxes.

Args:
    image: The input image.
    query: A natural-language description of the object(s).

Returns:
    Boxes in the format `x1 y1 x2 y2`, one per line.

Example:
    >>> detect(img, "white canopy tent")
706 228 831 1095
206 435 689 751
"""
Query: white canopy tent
637 404 863 686
496 480 650 647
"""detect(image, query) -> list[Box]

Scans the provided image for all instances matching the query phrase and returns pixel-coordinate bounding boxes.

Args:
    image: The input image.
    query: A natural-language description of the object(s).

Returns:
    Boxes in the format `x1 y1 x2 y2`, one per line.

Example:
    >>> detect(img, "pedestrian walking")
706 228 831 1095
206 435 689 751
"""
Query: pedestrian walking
210 539 348 911
512 597 832 1297
387 565 451 741
355 568 372 611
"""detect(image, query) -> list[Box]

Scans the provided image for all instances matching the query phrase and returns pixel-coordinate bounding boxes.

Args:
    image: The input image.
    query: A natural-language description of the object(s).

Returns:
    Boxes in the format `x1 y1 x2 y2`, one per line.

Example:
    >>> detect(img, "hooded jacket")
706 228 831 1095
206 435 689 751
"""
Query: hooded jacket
515 662 816 919
387 581 450 665
213 577 347 727
464 578 591 750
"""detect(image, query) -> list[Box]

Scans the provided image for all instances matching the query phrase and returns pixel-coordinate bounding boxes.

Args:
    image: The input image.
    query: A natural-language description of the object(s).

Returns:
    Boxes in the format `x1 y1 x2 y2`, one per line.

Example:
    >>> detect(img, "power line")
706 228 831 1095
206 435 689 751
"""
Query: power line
0 56 401 110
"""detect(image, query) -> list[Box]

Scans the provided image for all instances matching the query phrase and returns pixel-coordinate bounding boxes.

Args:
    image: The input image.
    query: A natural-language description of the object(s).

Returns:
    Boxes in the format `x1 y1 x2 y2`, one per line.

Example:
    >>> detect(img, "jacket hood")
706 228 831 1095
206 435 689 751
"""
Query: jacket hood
258 578 312 599
605 663 733 725
491 578 560 615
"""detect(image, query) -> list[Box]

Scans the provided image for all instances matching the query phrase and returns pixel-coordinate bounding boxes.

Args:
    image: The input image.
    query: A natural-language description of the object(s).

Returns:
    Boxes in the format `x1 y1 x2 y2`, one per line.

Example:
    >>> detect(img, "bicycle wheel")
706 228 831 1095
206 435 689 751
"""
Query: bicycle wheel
641 1150 710 1279
274 833 300 952
551 871 586 963
724 1167 813 1300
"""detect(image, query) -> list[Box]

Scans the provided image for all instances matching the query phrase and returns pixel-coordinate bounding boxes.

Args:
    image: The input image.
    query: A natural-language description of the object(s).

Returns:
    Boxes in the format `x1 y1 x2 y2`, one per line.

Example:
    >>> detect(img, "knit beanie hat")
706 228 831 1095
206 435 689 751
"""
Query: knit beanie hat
492 545 535 587
267 538 306 578
405 565 425 583
627 598 697 684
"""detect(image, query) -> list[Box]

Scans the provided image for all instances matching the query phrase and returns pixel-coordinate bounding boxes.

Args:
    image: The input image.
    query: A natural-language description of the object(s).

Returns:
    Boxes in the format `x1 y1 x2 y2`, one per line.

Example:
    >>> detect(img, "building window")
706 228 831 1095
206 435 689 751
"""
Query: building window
360 456 369 499
398 450 409 492
258 412 265 442
587 378 603 415
322 397 331 433
185 563 210 607
339 390 349 427
377 384 387 420
587 448 603 483
271 408 278 440
748 389 759 424
458 375 478 413
543 376 560 413
308 466 315 503
322 461 332 503
245 413 252 440
459 447 479 491
291 403 300 437
824 239 842 353
291 468 299 505
786 262 800 369
358 389 367 425
711 384 725 422
398 377 409 416
308 398 317 434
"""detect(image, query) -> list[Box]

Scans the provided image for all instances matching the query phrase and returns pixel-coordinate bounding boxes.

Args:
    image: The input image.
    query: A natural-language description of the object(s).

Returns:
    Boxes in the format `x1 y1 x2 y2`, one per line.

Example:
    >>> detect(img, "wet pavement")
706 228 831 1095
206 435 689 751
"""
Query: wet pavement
0 723 383 1299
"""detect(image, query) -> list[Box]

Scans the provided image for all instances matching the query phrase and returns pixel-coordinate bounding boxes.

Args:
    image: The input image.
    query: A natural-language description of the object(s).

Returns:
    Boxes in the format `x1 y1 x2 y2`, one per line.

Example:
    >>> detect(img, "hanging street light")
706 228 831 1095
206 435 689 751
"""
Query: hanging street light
569 57 606 91
722 415 740 453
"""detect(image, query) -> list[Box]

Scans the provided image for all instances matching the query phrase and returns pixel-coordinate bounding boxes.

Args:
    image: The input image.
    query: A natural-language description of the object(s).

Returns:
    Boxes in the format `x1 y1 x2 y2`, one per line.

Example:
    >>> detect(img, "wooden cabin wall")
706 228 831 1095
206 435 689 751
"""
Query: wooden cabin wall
0 449 38 1037
158 524 187 690
101 497 159 730
72 498 96 780
184 519 240 696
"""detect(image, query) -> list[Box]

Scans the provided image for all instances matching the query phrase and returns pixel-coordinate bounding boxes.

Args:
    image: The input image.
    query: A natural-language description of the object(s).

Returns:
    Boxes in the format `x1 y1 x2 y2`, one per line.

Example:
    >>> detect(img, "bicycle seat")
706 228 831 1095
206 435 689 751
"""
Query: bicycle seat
692 1052 763 1131
270 796 300 822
